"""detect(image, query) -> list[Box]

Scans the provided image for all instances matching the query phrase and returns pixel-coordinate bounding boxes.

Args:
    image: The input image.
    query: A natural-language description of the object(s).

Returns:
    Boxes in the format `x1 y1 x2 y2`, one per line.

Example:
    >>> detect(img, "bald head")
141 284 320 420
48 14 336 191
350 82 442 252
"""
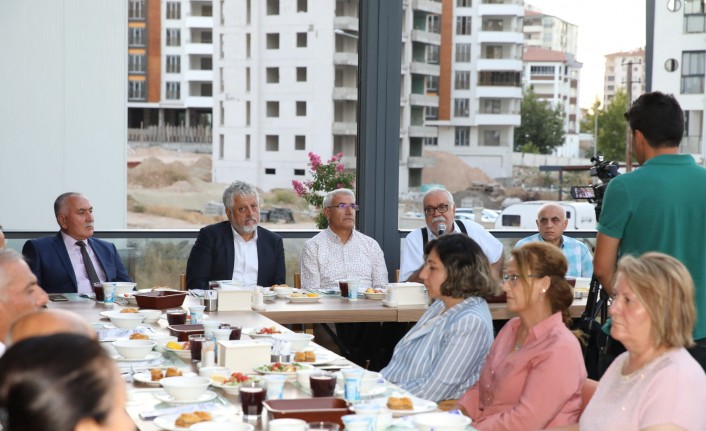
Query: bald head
536 203 568 246
8 309 95 346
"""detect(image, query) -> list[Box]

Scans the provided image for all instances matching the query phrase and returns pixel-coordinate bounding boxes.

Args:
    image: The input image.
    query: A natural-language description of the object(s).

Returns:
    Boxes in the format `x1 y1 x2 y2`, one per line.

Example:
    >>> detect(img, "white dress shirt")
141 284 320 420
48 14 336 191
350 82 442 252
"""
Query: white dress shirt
62 233 106 294
231 226 259 288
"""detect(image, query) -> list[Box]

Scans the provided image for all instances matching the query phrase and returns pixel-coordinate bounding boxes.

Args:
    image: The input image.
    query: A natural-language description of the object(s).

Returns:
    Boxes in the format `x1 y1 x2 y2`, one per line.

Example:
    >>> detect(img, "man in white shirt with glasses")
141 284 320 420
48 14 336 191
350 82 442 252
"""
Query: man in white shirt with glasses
400 188 503 282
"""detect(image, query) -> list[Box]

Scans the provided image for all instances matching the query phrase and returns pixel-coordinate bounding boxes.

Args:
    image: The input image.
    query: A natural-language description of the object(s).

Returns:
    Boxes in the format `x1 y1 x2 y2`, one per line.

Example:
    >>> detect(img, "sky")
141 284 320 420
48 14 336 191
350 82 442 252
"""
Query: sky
527 0 647 109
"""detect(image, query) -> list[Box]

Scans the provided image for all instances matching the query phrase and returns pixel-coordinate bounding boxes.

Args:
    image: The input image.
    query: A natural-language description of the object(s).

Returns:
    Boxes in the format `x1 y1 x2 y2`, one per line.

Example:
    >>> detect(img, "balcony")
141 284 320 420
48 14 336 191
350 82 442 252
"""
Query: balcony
410 62 440 76
477 31 523 44
476 86 522 98
185 15 213 28
334 16 359 32
478 2 523 16
410 29 441 45
409 125 437 137
412 0 442 14
407 155 436 168
475 113 521 126
184 69 213 82
184 42 213 55
184 96 212 108
333 52 358 67
333 87 358 101
409 93 438 107
477 58 522 71
332 122 357 135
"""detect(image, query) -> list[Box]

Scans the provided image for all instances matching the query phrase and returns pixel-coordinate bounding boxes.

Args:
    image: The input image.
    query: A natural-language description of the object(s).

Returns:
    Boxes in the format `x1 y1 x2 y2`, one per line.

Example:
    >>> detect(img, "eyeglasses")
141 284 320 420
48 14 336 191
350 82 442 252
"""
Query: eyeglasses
327 203 360 211
501 272 545 284
423 204 451 216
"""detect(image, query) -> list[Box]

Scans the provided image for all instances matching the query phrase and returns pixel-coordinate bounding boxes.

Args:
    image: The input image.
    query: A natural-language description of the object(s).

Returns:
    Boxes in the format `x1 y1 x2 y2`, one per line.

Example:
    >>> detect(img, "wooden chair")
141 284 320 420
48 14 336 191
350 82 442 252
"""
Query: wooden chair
179 274 186 291
294 273 301 289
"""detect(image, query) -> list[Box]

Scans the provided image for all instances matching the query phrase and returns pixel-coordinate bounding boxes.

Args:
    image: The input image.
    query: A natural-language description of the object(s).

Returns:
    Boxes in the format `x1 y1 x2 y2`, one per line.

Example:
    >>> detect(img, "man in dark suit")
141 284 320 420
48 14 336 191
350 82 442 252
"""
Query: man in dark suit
22 193 132 294
186 180 285 289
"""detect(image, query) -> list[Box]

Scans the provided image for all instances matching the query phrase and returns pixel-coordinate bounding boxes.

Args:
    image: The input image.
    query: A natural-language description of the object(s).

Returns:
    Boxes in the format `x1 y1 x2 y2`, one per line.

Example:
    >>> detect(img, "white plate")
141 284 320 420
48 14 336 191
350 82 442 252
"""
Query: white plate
243 328 284 338
154 390 218 404
133 370 195 386
112 351 162 362
153 412 218 430
372 396 437 416
364 292 386 300
254 363 314 375
164 347 193 360
210 376 262 395
296 350 338 366
287 295 321 303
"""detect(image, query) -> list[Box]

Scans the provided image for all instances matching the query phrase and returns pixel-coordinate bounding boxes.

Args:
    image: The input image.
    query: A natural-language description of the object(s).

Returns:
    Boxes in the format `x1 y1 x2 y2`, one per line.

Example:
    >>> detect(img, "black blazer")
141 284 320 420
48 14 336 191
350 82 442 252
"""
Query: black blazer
185 222 286 290
22 233 132 294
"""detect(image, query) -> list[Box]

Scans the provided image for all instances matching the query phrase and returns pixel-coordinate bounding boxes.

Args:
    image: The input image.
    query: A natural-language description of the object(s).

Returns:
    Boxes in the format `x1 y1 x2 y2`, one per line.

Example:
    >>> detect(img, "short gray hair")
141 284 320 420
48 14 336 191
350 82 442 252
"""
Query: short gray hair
323 189 355 208
422 188 455 206
0 249 24 294
222 181 259 209
54 192 83 217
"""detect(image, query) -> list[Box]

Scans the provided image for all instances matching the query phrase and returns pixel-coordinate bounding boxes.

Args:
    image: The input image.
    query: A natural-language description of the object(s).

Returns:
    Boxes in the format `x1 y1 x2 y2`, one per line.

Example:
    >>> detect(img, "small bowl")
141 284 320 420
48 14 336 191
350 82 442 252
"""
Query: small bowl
112 339 156 360
104 282 137 297
106 311 146 329
273 286 294 298
271 332 314 352
150 334 178 352
160 376 210 401
412 412 471 431
139 309 162 324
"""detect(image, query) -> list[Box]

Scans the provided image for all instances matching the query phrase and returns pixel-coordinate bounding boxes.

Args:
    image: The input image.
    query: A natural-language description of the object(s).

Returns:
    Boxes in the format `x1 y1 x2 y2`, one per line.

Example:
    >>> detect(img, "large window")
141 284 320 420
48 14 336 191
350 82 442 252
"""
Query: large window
426 76 439 93
456 16 472 35
454 98 470 117
128 27 145 47
128 0 145 20
454 71 471 90
166 29 181 47
128 80 145 100
166 55 181 73
682 51 705 94
530 65 555 75
455 127 470 146
128 54 145 73
166 82 180 99
455 43 471 62
426 45 439 64
166 2 181 19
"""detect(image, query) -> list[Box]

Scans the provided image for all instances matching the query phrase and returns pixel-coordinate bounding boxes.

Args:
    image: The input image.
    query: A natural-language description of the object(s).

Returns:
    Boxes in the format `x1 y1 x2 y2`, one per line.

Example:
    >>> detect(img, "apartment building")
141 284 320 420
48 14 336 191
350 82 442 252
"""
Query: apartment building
522 47 582 157
212 0 521 191
127 0 213 131
603 48 645 107
647 0 705 157
523 6 578 57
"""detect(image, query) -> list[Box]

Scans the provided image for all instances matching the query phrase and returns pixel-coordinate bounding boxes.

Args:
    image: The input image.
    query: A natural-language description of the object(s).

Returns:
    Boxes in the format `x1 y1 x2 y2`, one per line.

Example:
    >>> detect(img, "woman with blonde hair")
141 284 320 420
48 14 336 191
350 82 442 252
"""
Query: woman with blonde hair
455 242 586 430
549 252 706 431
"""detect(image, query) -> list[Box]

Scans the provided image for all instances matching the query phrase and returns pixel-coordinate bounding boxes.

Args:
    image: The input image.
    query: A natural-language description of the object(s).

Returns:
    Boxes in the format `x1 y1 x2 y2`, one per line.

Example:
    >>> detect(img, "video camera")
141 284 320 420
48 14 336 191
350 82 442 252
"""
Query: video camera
570 153 620 220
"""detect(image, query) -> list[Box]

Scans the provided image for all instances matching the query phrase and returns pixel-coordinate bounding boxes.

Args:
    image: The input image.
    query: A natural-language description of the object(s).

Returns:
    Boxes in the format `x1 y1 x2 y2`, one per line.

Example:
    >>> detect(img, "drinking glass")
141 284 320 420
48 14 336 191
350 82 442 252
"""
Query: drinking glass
92 282 105 302
166 309 187 325
309 372 336 397
239 380 266 420
307 422 340 431
189 334 207 362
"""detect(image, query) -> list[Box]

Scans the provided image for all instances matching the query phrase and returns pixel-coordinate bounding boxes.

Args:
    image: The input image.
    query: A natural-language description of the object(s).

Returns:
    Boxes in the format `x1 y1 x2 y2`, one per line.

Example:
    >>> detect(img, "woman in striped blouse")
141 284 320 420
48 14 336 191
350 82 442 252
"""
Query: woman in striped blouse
380 234 496 402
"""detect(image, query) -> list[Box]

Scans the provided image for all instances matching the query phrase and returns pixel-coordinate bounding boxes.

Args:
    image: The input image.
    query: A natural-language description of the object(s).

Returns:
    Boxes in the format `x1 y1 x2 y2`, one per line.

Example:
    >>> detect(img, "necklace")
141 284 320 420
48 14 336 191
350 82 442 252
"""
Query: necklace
514 343 522 351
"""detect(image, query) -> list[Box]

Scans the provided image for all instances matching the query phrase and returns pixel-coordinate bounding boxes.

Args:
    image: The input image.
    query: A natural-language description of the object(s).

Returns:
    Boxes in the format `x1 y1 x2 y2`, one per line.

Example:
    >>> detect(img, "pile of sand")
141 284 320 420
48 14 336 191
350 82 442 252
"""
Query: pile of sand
128 155 211 189
421 151 495 192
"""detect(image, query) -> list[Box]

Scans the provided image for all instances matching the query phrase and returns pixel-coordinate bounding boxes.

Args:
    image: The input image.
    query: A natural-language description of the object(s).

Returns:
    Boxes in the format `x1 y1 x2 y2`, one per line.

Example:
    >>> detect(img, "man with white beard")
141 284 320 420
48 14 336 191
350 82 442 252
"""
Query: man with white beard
400 188 503 283
186 180 285 289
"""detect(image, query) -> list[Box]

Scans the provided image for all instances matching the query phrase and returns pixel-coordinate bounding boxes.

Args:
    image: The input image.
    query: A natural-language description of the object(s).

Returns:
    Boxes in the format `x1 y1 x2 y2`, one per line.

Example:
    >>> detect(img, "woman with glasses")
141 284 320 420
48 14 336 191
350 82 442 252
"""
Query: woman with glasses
381 234 496 402
455 242 586 430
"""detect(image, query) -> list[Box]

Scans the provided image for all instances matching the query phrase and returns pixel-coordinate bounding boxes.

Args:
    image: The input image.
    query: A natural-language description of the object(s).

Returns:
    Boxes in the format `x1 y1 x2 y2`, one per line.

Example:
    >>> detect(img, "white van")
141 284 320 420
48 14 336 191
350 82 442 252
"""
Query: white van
494 201 597 230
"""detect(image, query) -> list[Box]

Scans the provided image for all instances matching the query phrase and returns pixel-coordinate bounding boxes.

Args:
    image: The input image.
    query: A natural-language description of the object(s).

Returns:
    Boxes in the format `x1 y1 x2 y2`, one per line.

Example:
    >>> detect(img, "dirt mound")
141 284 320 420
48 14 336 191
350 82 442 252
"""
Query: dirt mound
190 156 212 182
128 157 190 188
422 151 495 192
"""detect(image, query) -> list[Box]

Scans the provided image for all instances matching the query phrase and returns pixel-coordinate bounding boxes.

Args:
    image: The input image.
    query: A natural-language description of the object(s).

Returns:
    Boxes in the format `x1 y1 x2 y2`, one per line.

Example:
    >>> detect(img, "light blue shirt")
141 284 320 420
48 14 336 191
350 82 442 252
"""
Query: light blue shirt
515 234 593 278
380 296 493 402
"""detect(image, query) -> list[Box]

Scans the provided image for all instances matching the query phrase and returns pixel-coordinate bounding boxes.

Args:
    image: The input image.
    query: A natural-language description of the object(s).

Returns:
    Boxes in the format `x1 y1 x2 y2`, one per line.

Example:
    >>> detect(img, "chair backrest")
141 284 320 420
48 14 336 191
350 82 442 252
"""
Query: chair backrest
179 273 186 291
294 273 301 289
580 378 598 413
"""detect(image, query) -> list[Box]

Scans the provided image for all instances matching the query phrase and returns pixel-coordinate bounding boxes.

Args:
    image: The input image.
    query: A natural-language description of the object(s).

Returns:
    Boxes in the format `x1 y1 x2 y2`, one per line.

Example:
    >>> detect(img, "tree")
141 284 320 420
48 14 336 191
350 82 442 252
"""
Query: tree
580 89 628 161
514 88 565 154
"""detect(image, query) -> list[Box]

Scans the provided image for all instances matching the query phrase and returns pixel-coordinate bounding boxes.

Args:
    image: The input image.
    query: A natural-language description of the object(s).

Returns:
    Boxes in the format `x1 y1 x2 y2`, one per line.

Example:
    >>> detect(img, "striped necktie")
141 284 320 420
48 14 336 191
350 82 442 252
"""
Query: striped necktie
76 241 100 286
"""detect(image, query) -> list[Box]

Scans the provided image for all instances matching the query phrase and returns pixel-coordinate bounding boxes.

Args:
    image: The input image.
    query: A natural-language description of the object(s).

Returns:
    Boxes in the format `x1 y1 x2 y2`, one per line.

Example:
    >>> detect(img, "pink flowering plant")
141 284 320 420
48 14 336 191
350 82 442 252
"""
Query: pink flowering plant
292 152 355 229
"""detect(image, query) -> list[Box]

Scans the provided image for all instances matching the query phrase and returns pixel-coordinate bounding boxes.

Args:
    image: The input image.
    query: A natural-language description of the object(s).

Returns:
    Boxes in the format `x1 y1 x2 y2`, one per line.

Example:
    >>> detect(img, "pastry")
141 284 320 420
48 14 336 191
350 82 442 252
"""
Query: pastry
165 367 182 377
120 308 138 313
129 333 149 340
150 369 163 382
174 411 212 427
387 396 414 410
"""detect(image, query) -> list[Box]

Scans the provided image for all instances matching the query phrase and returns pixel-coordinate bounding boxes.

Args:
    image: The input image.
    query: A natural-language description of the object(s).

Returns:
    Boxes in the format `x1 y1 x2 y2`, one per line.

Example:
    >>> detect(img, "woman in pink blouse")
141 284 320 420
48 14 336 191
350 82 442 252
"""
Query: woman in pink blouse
455 242 587 431
548 253 706 431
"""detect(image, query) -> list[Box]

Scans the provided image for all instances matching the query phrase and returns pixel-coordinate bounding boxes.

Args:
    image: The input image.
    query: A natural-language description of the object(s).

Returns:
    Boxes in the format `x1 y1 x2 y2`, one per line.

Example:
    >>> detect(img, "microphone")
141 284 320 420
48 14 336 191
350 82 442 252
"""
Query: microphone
437 223 446 236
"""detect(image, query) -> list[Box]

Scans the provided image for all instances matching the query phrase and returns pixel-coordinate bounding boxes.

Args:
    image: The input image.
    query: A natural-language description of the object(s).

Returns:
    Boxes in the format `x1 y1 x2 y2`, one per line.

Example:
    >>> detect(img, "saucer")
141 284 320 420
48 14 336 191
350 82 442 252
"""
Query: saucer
154 390 218 404
112 351 162 362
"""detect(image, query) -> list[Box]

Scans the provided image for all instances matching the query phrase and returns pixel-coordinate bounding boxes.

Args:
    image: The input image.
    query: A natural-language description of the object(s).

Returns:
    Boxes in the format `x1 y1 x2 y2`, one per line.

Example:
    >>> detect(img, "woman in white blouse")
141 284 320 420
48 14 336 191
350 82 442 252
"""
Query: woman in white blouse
380 234 497 402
